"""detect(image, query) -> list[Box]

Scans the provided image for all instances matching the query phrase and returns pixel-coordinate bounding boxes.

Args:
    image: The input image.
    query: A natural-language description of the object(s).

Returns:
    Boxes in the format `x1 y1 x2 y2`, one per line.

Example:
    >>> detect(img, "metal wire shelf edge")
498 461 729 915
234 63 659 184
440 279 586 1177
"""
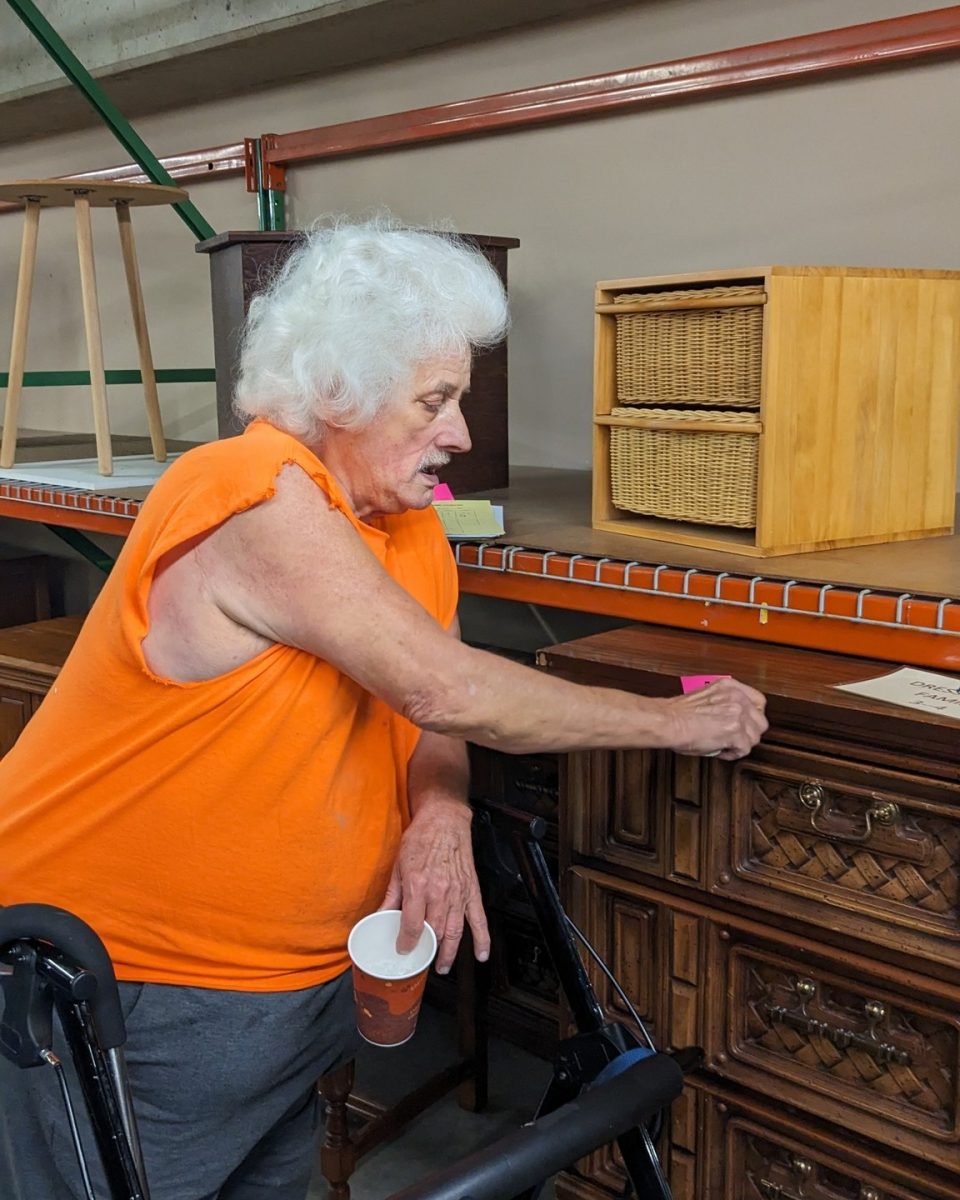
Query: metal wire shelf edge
454 543 959 635
0 486 137 514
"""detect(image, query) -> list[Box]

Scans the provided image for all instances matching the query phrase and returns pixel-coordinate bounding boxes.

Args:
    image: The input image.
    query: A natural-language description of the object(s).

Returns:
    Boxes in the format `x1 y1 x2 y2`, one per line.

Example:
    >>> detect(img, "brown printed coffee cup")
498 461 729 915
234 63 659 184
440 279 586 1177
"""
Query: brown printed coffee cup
347 910 438 1048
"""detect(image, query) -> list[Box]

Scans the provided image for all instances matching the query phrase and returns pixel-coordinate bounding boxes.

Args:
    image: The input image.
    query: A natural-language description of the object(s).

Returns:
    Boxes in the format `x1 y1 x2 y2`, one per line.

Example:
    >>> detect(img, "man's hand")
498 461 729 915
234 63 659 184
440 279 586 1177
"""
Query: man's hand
661 678 768 759
380 795 490 974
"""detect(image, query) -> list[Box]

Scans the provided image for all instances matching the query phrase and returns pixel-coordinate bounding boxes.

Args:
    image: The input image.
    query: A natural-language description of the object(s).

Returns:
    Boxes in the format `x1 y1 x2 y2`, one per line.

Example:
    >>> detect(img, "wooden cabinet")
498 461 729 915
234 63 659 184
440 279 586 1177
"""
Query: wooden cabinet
0 556 53 628
538 623 960 1200
0 617 82 757
592 266 960 556
196 230 519 495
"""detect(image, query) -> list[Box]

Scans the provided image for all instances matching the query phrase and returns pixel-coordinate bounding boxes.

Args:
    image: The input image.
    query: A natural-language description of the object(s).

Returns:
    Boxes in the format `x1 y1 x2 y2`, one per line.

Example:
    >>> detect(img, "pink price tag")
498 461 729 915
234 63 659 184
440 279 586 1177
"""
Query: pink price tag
432 483 455 501
680 674 730 694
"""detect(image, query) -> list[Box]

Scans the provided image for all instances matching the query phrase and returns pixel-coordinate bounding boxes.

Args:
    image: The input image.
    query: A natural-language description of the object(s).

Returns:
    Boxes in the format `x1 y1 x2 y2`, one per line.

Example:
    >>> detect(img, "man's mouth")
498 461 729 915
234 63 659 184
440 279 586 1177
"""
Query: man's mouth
417 458 450 483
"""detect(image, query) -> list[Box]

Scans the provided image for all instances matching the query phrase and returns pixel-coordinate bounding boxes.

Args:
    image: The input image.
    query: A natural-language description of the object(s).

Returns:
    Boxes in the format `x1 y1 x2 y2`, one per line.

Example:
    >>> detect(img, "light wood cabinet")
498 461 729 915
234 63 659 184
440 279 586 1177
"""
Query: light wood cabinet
592 266 960 556
538 623 960 1199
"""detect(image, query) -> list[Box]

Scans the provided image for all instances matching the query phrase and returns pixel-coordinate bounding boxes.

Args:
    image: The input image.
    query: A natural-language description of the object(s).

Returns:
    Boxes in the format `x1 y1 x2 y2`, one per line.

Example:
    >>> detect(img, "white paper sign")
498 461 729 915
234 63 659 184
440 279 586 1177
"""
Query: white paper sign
836 666 960 719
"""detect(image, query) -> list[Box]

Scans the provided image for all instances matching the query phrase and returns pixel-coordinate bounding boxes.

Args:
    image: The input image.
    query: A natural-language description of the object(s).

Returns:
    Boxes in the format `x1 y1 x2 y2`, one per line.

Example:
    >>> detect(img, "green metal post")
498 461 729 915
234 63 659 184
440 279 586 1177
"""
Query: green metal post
45 525 115 574
6 0 217 242
0 369 216 388
251 139 286 232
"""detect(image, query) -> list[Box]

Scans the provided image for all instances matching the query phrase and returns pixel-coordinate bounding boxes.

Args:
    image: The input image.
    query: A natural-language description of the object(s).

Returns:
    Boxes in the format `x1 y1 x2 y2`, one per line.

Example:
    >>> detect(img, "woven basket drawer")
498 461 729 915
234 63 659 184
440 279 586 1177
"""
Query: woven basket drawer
609 407 759 527
614 285 764 408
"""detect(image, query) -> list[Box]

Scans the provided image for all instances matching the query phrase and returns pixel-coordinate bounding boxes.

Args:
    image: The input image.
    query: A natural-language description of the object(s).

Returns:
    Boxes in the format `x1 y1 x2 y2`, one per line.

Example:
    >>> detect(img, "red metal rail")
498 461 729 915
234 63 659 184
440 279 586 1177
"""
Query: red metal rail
262 7 960 169
3 8 958 212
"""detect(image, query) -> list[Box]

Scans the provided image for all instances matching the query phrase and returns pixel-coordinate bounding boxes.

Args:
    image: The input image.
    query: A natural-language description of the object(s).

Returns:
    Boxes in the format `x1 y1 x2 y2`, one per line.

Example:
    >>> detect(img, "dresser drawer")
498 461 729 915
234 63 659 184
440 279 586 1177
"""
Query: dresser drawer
0 687 38 757
568 867 960 1173
713 935 960 1170
710 745 960 972
699 1081 958 1200
566 749 707 886
558 1074 957 1200
729 1118 932 1200
469 745 560 821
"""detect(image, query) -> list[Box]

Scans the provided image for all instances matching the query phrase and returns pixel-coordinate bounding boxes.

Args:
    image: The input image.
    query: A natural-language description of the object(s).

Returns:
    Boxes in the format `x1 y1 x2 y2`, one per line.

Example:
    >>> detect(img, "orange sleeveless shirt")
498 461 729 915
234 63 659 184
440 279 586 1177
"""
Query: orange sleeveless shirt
0 422 458 990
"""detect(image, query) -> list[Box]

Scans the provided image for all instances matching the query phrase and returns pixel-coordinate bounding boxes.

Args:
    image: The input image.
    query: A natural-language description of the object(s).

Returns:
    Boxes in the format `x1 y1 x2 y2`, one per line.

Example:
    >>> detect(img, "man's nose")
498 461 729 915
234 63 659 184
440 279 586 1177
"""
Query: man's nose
440 404 472 454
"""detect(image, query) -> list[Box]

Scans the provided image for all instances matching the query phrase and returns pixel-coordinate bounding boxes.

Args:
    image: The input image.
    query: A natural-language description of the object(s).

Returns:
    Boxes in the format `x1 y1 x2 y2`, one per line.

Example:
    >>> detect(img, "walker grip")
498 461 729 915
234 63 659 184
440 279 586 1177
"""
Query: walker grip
0 903 126 1049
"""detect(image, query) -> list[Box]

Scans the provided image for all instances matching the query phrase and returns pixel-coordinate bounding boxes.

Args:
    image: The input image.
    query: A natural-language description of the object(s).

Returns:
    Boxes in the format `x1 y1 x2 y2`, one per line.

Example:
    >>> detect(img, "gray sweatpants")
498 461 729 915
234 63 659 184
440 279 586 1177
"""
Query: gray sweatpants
0 971 359 1200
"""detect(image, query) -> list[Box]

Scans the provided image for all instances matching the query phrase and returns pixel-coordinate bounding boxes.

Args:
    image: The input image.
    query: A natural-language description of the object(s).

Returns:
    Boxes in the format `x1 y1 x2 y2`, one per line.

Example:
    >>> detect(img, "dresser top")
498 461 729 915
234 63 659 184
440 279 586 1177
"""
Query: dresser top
0 616 83 677
538 623 960 767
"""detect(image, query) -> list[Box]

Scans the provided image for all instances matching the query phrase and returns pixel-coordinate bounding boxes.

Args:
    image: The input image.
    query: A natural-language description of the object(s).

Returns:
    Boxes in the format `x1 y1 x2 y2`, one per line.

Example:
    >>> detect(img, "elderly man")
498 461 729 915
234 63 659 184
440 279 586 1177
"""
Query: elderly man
0 218 766 1200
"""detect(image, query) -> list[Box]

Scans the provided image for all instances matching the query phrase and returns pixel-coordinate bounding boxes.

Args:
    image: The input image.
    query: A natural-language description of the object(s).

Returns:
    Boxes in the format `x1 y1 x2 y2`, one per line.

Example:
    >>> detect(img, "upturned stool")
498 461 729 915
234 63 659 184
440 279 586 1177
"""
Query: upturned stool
0 178 187 476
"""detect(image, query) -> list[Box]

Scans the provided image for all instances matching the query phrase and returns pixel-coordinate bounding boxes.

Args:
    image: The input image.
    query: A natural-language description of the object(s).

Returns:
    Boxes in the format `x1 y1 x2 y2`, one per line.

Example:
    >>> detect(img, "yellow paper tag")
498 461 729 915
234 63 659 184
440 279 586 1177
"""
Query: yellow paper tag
432 500 504 539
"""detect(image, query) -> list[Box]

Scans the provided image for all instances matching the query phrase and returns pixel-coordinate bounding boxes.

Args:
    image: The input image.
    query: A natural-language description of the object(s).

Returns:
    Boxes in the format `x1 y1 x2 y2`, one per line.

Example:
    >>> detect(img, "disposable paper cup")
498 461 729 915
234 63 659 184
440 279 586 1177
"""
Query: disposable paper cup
347 910 438 1047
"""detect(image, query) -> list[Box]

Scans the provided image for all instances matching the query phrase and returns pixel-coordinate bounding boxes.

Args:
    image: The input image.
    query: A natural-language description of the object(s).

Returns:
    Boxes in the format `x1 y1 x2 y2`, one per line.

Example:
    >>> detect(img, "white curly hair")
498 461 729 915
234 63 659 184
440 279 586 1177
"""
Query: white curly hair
234 216 510 443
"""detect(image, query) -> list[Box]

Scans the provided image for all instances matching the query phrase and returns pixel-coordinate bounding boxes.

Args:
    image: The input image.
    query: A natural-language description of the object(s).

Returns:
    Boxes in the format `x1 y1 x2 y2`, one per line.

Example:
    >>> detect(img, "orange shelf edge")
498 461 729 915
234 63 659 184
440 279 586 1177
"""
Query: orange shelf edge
456 547 960 671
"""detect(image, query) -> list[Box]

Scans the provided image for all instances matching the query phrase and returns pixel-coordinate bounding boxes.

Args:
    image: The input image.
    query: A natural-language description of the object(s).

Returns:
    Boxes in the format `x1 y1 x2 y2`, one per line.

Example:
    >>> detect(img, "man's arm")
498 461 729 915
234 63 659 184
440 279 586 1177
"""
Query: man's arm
200 464 767 759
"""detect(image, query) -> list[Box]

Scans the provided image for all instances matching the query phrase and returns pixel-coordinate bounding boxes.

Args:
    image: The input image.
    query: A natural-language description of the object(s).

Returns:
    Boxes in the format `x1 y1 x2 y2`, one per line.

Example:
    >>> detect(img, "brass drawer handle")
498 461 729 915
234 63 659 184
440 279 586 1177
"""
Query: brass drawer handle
759 1182 802 1200
798 781 901 844
766 982 910 1067
759 1158 814 1200
761 1173 883 1200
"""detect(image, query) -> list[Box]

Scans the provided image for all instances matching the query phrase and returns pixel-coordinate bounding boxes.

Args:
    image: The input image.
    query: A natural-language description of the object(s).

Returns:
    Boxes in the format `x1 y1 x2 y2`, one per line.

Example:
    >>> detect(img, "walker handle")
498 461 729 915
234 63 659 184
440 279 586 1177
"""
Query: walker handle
0 903 126 1049
386 1051 683 1200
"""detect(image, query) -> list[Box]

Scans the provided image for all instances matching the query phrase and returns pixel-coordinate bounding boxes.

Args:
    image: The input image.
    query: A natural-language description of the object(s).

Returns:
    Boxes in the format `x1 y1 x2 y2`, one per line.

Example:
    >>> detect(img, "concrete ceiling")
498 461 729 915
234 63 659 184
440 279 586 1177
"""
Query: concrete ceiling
1 0 632 146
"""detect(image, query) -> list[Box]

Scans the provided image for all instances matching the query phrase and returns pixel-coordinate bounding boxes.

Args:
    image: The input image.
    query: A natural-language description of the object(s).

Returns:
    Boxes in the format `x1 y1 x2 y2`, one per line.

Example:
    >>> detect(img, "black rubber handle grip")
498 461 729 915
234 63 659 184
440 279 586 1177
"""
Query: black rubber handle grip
387 1051 683 1200
0 904 126 1049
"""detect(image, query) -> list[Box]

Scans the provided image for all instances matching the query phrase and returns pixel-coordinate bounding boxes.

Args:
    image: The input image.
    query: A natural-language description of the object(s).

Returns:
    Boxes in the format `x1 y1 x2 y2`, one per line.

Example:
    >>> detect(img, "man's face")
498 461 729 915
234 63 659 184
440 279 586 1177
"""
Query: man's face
321 351 472 518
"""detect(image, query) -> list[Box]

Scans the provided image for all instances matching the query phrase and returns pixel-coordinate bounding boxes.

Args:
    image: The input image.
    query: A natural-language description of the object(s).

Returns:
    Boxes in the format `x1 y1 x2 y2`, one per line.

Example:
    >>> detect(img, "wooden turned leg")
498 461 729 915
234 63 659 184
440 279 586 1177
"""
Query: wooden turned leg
74 192 112 476
116 202 166 463
1 199 41 470
318 1059 357 1200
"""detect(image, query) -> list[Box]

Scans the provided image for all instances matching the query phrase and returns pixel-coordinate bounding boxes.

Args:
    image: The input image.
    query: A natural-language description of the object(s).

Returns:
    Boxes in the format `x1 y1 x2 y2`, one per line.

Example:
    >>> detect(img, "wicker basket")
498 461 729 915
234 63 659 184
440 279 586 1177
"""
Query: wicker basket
609 407 759 527
615 285 764 408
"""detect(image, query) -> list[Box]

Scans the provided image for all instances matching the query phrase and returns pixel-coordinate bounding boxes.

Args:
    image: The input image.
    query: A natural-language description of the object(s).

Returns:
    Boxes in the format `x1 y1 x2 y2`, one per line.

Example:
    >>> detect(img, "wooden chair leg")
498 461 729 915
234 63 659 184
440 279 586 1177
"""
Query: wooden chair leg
74 192 112 476
0 199 41 470
319 1059 358 1200
115 202 166 463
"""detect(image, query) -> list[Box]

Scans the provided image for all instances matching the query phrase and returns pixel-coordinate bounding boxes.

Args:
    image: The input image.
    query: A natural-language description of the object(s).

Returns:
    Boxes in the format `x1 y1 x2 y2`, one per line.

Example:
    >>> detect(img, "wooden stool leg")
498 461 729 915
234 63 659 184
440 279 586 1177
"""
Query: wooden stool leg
115 202 166 463
1 199 41 470
74 193 112 476
318 1059 357 1200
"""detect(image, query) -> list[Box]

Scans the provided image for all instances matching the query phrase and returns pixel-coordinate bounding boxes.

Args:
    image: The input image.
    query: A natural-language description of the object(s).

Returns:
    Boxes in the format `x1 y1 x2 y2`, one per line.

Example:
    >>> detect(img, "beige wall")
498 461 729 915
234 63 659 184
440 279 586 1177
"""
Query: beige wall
0 0 956 472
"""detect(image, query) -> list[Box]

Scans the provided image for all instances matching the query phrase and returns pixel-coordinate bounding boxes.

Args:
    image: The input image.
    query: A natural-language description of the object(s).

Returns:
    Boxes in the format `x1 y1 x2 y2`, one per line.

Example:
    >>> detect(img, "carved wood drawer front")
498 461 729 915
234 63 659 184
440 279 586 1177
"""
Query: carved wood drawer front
714 927 960 1172
567 868 960 1175
497 910 559 1014
566 749 705 885
468 748 560 821
725 1115 945 1200
566 866 669 1050
713 745 960 967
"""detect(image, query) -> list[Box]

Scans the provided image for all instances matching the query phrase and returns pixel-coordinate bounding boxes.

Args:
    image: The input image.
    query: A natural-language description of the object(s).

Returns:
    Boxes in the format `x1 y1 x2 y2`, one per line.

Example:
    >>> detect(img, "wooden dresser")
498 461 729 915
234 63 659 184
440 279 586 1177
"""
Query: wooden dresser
0 617 82 757
538 623 960 1200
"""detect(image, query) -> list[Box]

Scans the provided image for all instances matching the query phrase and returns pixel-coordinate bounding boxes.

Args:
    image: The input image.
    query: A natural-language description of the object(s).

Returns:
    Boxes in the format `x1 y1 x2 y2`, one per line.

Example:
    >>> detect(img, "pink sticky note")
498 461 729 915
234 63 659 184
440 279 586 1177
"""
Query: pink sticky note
681 674 730 694
432 483 455 501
